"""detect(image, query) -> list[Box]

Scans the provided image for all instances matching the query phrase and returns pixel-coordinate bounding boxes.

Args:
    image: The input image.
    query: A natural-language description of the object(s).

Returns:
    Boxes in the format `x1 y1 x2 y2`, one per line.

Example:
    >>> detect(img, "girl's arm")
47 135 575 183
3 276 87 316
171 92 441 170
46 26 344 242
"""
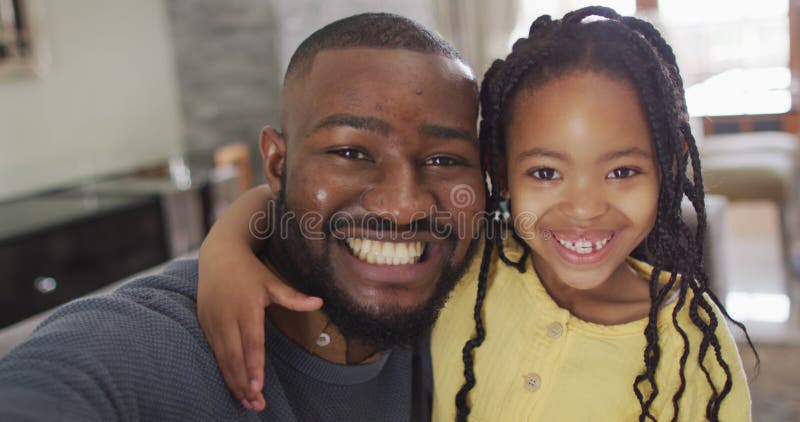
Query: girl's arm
197 184 323 411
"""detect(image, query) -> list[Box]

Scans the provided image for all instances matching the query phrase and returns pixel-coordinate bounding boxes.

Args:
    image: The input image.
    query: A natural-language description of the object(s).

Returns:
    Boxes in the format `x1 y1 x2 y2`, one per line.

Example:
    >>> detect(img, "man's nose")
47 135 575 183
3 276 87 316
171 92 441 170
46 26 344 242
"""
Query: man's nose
360 162 436 226
558 177 609 223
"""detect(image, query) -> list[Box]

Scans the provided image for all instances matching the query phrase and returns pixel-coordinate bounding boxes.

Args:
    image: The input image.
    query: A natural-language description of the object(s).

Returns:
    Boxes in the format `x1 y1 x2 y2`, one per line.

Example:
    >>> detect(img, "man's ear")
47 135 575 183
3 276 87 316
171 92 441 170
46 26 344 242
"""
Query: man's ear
260 126 286 194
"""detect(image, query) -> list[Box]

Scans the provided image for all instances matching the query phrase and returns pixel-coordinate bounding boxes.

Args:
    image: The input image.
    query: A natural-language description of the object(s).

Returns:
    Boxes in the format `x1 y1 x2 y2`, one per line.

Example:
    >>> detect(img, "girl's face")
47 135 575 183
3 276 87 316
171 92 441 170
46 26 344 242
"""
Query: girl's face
505 71 659 291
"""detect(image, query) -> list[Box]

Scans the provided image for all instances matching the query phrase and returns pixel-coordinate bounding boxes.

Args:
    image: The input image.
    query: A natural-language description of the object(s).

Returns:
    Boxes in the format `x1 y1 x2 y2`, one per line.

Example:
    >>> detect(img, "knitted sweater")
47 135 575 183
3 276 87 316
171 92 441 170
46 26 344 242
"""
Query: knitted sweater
0 258 432 421
431 243 750 421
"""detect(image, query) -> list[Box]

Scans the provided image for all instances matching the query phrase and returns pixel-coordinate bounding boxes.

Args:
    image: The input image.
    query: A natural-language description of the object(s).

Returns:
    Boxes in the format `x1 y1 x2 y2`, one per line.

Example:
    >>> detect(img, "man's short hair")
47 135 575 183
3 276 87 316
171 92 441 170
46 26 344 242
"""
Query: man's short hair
285 12 464 81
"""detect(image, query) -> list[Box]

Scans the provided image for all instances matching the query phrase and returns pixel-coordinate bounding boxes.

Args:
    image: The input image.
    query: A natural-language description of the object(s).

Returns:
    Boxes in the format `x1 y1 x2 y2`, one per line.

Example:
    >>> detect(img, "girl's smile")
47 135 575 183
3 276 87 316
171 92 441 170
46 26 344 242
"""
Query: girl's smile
549 229 616 265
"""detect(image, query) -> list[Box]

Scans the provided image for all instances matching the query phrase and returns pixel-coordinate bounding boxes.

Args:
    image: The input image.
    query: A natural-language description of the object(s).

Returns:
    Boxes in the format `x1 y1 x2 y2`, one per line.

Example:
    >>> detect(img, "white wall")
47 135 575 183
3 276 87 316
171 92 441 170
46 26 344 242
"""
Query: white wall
274 0 437 79
0 0 184 202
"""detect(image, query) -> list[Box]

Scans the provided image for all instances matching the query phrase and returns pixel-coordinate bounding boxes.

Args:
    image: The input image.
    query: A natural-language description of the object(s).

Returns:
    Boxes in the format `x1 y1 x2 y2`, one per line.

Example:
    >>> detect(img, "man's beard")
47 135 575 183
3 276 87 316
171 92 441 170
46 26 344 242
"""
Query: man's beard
266 189 479 351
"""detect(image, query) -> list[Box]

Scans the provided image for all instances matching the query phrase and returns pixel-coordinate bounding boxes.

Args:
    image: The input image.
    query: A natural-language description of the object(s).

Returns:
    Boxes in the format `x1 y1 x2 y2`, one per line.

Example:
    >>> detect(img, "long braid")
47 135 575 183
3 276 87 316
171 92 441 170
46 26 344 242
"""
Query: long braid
456 6 757 421
454 65 503 418
454 224 495 421
688 292 721 418
669 278 692 421
633 268 665 422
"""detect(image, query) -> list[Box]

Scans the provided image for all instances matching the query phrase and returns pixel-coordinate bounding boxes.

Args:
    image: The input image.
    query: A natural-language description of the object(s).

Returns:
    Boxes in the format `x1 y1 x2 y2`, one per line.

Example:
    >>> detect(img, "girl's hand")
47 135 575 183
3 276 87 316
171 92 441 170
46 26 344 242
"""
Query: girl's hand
197 185 323 411
198 249 322 411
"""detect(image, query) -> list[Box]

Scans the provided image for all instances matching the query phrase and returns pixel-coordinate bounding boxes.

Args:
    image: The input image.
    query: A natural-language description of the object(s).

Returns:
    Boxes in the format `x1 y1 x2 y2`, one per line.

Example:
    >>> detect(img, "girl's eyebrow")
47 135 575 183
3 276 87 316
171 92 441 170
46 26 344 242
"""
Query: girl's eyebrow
516 147 568 163
515 146 652 164
600 147 652 163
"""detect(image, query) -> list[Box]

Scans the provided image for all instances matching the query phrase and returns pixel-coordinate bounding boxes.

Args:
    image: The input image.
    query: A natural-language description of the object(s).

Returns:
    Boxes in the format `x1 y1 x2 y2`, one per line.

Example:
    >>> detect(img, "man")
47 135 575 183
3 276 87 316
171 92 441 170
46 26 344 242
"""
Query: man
0 13 483 421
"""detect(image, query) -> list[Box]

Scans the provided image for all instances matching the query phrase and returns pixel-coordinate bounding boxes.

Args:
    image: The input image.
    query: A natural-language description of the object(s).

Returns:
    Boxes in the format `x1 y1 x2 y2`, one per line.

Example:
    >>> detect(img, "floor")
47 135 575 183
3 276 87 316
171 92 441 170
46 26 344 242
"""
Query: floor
741 344 800 421
723 201 800 421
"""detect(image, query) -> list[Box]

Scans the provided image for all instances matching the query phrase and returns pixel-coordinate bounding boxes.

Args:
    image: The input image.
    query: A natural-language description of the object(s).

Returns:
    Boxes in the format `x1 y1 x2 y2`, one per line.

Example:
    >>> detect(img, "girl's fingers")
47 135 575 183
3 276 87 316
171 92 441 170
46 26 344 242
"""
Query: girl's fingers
208 329 240 399
217 322 250 404
265 277 323 312
239 311 266 407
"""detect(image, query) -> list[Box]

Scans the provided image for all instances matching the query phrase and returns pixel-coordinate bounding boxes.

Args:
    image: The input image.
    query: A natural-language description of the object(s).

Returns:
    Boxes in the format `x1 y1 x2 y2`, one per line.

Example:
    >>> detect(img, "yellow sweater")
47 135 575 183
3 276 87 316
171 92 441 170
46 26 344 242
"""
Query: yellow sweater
432 242 751 421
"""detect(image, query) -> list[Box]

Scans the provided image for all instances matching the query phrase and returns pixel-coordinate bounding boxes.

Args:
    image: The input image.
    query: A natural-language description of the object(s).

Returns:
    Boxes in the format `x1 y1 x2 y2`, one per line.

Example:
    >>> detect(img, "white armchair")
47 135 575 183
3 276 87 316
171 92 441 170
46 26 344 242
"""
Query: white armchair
700 131 799 274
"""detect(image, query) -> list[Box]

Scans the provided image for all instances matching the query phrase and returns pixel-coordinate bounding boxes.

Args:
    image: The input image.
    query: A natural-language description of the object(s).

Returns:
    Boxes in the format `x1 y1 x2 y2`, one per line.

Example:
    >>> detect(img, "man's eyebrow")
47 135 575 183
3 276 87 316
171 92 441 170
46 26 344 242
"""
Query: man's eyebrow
419 125 477 143
600 147 652 162
516 147 569 163
312 114 392 135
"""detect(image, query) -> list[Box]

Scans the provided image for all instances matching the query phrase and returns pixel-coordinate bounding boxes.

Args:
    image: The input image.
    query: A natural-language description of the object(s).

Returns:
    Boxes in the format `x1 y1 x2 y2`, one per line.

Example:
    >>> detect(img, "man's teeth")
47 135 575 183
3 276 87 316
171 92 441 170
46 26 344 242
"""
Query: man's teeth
557 236 611 255
344 238 424 265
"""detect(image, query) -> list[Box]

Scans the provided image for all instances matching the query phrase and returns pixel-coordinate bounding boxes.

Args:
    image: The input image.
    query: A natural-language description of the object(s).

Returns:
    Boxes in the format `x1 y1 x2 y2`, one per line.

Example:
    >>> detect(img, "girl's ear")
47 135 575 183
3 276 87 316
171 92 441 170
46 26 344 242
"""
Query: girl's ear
500 157 510 199
484 148 511 198
679 131 689 157
259 126 286 194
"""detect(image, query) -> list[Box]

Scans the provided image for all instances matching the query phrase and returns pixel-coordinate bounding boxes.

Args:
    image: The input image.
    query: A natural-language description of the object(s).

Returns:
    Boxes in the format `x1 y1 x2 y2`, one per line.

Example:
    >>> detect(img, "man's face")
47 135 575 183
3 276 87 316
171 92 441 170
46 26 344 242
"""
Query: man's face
263 48 484 348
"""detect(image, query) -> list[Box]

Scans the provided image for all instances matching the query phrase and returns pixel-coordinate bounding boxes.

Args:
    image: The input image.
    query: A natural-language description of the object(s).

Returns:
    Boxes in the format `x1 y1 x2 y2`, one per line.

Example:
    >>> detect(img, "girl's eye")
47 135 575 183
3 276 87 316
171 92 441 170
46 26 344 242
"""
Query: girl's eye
331 148 369 161
529 168 561 180
424 155 462 167
607 167 640 179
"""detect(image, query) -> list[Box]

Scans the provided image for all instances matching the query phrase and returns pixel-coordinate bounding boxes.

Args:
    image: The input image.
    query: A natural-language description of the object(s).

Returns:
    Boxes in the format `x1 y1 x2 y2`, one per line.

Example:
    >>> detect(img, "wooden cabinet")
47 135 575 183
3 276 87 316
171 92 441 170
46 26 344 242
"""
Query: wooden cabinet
703 112 800 136
0 196 168 328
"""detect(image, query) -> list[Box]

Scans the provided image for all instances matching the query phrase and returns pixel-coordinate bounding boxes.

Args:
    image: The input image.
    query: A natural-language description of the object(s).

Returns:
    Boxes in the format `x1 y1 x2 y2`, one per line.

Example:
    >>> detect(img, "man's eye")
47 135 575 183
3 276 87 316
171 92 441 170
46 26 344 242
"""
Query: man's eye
424 156 461 167
331 148 369 161
607 167 640 179
529 168 561 180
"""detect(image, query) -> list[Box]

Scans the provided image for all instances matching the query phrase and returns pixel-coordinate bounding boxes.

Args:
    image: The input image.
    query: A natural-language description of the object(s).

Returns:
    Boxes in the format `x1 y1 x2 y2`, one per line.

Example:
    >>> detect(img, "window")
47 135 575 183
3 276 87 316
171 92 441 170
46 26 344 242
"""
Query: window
511 0 792 118
657 0 791 117
0 0 46 78
509 0 636 50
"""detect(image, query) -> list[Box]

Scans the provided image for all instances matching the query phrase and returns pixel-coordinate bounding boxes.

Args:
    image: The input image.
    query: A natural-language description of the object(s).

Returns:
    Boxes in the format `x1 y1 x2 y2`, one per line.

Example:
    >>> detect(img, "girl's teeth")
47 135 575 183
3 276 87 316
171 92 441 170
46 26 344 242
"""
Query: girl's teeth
345 239 424 266
557 236 612 255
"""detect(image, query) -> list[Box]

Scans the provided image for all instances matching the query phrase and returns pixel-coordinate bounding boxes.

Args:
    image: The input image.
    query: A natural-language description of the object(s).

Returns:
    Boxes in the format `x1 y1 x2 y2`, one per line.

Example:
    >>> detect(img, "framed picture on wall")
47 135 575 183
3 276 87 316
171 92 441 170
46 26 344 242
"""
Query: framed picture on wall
0 0 47 78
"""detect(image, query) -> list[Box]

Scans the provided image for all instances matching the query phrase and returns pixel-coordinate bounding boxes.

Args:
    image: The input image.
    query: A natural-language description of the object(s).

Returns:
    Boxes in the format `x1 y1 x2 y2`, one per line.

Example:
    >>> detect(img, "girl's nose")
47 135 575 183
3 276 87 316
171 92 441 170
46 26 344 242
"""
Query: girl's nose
559 178 609 223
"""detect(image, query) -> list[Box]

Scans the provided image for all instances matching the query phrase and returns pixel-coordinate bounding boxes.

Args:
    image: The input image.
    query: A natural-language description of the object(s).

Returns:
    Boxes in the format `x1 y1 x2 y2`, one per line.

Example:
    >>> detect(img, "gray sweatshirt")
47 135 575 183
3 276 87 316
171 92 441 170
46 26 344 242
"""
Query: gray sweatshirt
0 258 432 421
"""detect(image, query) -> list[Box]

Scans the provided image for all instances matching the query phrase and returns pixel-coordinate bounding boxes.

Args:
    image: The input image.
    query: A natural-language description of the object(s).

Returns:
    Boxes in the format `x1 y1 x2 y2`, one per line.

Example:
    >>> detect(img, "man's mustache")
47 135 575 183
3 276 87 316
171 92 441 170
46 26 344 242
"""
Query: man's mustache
328 213 454 239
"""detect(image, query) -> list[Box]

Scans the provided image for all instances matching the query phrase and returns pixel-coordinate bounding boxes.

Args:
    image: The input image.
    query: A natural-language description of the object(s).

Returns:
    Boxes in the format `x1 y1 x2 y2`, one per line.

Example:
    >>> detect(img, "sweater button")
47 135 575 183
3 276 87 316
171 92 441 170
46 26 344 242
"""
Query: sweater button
316 332 331 347
547 322 563 338
523 373 541 391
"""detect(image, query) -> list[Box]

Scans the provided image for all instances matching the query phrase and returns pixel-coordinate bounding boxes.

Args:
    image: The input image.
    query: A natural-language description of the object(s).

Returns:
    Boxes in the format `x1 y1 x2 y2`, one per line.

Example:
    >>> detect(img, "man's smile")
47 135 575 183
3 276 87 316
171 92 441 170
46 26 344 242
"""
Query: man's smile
344 238 426 265
335 236 446 287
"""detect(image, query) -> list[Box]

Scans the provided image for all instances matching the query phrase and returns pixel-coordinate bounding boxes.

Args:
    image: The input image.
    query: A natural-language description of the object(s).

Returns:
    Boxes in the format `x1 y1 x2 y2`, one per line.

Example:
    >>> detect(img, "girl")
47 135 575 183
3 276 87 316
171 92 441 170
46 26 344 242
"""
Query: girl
199 7 755 421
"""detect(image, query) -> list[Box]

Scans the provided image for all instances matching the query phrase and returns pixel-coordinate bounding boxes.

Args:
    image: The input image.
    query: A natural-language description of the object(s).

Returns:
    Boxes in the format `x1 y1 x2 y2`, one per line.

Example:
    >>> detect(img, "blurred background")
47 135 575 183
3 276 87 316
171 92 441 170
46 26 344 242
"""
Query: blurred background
0 0 798 419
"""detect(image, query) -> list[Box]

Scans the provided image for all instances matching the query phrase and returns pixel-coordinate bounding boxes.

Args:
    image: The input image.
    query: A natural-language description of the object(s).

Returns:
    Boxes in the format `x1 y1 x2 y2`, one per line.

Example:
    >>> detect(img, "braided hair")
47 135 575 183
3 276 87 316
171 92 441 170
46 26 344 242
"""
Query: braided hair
455 6 758 421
